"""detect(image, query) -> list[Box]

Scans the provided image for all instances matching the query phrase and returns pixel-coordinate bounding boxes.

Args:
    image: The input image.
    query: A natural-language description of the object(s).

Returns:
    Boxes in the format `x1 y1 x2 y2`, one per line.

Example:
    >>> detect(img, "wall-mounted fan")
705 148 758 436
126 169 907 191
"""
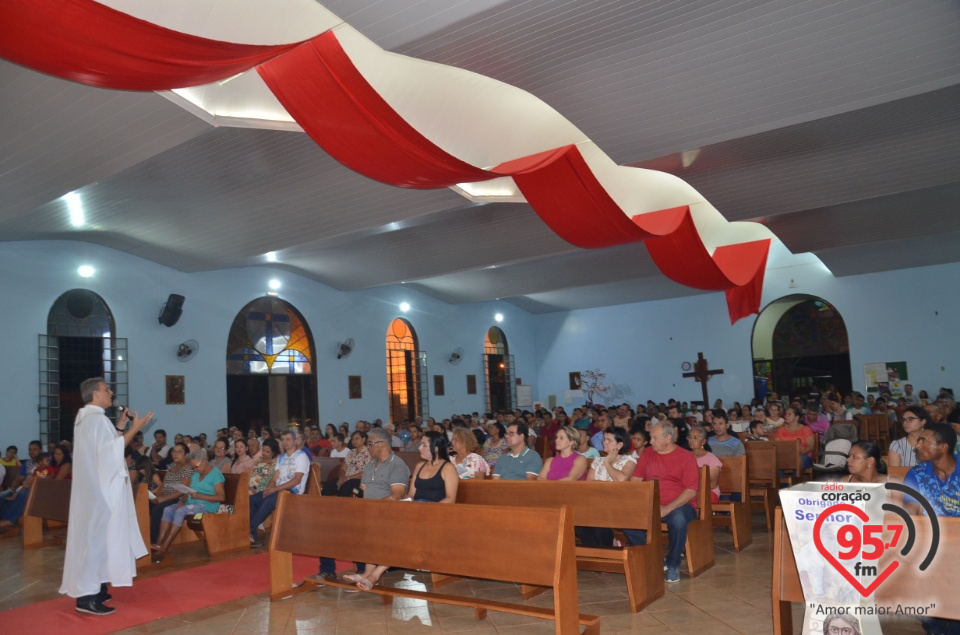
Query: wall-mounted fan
449 347 464 365
177 340 199 362
337 338 355 359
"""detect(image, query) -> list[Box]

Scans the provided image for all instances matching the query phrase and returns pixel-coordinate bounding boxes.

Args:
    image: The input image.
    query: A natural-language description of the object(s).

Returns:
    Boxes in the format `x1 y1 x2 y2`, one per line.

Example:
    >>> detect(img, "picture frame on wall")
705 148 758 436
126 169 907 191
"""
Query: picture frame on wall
434 375 445 396
466 375 477 395
166 375 185 405
569 372 581 391
348 375 362 399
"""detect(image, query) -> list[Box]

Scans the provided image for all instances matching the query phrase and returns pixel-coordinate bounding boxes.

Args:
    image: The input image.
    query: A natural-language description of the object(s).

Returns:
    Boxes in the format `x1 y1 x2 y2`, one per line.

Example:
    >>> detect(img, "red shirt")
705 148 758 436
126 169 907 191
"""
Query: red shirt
633 446 700 511
774 425 816 459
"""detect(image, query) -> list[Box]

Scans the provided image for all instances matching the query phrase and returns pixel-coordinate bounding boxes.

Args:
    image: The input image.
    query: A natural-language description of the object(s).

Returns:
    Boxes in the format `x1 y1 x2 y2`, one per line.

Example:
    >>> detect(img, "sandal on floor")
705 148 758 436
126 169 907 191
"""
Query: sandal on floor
342 573 363 585
356 577 375 591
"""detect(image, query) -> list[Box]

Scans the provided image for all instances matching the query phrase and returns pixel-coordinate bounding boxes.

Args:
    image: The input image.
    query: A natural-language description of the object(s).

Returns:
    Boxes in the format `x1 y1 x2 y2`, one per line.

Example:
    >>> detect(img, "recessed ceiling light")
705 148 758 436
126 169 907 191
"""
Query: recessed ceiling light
399 302 411 313
65 191 85 227
77 265 95 278
494 313 504 323
268 279 281 290
266 251 278 262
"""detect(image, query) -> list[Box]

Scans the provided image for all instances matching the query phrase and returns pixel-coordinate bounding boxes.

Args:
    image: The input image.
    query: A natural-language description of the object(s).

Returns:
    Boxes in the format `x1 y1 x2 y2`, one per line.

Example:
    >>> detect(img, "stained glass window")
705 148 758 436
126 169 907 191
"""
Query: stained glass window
226 297 314 375
386 318 421 423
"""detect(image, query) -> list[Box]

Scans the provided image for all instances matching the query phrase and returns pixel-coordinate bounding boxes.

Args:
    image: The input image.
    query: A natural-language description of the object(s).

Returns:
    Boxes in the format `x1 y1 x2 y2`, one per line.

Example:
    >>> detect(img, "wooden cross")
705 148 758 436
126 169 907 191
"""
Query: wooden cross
682 352 724 406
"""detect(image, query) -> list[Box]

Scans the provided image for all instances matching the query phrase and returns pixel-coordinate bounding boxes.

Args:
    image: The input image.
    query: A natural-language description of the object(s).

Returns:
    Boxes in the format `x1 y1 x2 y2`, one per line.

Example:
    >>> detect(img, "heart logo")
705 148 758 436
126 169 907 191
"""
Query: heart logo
813 503 900 597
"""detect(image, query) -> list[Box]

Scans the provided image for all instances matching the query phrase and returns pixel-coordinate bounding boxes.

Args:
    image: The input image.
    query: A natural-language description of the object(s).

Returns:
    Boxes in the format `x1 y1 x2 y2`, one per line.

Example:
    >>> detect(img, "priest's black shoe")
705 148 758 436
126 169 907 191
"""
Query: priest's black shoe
76 600 115 616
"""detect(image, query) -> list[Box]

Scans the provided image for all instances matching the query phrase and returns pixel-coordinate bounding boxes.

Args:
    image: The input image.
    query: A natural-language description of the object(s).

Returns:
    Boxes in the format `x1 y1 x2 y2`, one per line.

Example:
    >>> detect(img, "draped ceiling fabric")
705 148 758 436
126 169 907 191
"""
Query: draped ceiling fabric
0 0 782 323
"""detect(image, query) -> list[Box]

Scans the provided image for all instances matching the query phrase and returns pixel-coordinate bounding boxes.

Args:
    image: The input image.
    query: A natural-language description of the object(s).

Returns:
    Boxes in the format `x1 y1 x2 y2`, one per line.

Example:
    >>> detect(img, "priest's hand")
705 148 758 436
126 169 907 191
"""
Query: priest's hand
129 411 155 433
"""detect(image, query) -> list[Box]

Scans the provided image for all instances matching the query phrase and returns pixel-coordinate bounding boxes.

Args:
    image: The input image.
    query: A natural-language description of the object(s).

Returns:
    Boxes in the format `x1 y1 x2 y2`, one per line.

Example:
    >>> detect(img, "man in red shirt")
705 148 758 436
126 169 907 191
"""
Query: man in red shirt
632 420 700 582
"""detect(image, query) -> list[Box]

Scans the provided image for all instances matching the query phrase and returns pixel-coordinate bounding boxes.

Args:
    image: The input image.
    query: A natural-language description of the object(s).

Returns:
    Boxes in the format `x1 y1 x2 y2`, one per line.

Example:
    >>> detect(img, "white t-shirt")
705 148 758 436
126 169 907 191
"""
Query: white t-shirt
330 447 350 458
276 449 310 494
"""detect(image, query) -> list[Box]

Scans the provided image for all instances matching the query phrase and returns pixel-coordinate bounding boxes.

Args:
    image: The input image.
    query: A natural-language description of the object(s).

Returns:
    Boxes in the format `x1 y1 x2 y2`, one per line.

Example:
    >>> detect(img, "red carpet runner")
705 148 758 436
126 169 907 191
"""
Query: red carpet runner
4 554 326 634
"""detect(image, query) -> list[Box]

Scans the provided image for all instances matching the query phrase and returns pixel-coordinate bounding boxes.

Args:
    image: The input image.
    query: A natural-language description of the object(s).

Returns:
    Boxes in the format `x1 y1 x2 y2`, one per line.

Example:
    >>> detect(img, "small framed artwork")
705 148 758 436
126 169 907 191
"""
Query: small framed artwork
569 372 582 390
434 375 445 396
466 375 477 395
166 375 185 405
348 375 362 399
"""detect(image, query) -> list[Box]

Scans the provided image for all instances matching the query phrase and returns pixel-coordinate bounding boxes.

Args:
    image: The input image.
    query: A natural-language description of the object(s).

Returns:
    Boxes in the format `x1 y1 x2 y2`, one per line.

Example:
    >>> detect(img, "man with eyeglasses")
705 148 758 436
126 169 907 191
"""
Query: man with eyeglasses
492 423 542 480
312 427 410 583
60 377 154 616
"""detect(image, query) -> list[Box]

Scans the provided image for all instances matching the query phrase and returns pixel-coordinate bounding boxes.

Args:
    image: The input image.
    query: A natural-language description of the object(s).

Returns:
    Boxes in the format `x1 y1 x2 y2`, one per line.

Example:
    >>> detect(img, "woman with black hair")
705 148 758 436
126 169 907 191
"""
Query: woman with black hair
408 431 458 503
344 431 457 591
842 441 888 484
888 405 926 467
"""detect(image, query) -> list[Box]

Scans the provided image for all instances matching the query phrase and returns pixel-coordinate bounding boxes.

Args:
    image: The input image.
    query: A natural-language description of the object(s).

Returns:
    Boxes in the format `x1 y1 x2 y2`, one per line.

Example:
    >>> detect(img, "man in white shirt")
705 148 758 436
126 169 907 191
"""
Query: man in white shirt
249 429 309 547
60 377 153 616
329 433 350 458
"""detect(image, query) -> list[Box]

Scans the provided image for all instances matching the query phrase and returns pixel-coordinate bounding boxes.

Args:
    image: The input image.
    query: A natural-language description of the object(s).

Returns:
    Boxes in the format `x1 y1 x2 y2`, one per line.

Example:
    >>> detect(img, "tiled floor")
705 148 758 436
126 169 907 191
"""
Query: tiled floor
0 515 927 634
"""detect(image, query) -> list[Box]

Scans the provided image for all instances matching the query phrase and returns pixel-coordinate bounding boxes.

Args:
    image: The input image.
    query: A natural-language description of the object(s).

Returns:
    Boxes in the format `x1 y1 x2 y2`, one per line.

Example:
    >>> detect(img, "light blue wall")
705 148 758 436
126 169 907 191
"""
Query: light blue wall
0 241 538 450
534 258 960 409
4 240 958 452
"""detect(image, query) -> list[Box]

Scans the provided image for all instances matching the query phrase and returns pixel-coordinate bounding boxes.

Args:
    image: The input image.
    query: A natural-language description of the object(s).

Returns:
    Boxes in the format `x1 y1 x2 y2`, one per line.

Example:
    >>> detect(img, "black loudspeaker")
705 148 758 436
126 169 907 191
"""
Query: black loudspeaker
158 294 185 327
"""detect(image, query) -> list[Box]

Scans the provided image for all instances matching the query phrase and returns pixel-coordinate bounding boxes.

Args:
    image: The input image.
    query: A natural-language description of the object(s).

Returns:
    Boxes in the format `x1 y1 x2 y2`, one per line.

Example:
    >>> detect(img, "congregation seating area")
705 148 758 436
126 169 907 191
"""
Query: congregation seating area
1 387 952 634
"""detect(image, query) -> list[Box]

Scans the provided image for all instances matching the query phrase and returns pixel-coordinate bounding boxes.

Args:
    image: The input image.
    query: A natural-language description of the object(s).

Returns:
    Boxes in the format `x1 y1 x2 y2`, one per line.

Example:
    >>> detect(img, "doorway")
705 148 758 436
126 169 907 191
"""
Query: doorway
751 295 851 400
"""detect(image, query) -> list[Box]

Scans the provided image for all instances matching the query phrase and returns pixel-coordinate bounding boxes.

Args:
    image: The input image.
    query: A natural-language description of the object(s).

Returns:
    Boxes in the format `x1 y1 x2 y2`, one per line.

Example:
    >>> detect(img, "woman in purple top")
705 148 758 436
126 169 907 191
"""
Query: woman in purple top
538 426 588 481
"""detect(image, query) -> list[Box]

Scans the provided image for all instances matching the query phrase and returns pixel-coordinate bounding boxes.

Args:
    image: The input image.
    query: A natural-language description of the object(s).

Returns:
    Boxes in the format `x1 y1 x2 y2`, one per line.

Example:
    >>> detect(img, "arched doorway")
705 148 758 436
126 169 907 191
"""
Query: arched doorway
484 326 515 413
226 296 317 431
42 289 123 444
386 318 428 424
751 295 851 400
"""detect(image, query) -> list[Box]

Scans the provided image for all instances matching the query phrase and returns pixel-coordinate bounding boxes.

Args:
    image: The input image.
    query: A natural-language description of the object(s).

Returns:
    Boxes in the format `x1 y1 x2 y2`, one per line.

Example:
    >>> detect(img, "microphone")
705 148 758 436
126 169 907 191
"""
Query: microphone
113 399 132 419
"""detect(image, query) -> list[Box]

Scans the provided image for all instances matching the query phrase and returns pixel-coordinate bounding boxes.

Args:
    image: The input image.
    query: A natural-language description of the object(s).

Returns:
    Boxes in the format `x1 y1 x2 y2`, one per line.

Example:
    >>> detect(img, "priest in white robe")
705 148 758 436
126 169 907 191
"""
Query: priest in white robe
60 377 153 616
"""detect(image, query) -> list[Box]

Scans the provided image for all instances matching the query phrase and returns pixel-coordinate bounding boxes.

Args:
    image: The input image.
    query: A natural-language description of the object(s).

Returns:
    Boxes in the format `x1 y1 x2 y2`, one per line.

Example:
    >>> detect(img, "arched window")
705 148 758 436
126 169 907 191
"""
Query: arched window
484 326 515 412
41 289 124 444
751 295 851 398
226 296 317 431
386 318 427 424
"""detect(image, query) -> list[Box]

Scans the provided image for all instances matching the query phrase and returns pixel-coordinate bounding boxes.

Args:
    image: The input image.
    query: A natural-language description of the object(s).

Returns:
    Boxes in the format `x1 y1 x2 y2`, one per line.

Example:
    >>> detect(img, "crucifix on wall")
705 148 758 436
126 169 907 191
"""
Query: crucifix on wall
682 352 724 406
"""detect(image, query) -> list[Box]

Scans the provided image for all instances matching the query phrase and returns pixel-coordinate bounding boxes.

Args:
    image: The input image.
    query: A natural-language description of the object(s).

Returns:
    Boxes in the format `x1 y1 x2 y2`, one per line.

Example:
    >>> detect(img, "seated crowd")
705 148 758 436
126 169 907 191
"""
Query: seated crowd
3 384 959 594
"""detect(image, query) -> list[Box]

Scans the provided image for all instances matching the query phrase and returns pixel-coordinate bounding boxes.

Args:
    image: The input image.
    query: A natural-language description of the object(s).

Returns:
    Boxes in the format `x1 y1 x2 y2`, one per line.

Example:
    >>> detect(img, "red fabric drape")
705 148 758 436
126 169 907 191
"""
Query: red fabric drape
497 146 771 319
0 5 772 320
495 146 653 248
0 0 300 90
258 32 491 188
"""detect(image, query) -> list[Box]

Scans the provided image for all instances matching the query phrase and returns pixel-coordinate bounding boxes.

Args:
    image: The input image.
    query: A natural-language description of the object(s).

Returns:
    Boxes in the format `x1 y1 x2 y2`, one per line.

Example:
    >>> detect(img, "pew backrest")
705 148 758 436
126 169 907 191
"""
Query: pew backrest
271 494 575 590
718 455 748 497
456 480 661 532
25 477 71 523
744 442 780 487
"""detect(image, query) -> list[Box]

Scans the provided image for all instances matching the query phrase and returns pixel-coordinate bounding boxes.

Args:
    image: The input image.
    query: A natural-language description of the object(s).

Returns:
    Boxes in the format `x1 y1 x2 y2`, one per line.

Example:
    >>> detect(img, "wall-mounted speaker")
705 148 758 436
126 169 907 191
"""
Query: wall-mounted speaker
158 294 185 327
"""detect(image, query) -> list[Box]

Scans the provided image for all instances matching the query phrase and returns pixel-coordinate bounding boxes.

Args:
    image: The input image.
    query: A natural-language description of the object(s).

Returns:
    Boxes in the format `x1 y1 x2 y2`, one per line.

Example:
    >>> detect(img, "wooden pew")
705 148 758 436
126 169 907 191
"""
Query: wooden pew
184 472 250 557
133 483 156 569
304 463 323 496
268 493 600 635
22 477 70 548
772 507 960 633
744 443 780 531
313 457 343 485
456 480 664 612
887 465 909 481
396 451 423 474
662 465 714 577
766 439 809 485
714 455 752 551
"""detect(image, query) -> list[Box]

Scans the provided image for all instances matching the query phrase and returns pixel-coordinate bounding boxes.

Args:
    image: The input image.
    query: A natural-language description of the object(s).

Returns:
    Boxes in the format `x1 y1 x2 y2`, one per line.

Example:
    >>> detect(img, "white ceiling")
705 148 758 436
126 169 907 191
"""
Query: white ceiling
1 0 958 312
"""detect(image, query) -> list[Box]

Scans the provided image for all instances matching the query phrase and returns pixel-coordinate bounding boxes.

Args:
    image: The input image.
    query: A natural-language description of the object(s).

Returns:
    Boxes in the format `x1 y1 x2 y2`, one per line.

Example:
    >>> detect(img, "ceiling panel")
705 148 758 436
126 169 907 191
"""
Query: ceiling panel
1 0 959 312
